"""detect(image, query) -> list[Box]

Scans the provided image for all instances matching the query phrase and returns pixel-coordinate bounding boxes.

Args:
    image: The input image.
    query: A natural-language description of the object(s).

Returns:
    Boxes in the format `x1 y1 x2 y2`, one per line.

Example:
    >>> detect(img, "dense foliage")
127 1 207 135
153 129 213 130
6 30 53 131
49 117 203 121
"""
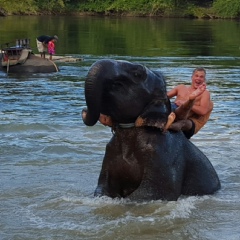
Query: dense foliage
213 0 240 18
0 0 239 18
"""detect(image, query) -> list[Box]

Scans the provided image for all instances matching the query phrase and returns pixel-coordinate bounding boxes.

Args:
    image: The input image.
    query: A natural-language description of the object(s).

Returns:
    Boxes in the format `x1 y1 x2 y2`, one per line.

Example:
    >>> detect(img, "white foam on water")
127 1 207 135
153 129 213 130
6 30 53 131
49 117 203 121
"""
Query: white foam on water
61 194 205 223
164 196 202 219
62 195 130 206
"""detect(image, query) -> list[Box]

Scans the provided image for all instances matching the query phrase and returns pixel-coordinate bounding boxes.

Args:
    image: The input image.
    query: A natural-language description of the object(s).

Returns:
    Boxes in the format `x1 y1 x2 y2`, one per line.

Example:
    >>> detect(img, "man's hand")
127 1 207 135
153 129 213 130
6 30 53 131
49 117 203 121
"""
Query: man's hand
99 114 113 127
175 99 185 106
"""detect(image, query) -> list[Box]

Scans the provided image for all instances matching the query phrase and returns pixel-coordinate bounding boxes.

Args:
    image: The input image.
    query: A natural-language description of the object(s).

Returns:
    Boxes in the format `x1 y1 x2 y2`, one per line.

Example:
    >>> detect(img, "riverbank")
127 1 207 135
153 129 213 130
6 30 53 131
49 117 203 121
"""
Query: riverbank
0 0 239 19
0 10 219 20
0 10 229 20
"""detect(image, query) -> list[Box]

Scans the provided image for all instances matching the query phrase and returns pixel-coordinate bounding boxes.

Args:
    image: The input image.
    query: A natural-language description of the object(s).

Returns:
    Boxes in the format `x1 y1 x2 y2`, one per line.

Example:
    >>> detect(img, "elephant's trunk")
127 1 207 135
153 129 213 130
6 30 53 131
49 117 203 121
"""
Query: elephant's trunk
82 60 115 126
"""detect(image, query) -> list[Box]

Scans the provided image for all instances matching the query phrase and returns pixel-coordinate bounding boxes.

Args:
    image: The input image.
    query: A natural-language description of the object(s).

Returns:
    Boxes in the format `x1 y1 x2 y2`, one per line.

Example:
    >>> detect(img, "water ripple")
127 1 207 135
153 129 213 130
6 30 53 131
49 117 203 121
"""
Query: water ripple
0 55 240 240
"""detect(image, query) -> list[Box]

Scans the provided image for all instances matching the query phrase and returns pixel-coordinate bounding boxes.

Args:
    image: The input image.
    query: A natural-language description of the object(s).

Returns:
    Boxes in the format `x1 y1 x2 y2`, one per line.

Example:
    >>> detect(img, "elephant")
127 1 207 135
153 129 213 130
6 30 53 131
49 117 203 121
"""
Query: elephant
82 59 221 201
0 52 59 73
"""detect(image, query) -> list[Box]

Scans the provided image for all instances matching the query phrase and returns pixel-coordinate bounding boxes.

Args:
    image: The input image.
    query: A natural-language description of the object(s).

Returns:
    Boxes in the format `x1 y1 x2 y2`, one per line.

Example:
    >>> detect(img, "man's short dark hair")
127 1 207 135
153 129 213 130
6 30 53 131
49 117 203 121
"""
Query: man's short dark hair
192 67 206 75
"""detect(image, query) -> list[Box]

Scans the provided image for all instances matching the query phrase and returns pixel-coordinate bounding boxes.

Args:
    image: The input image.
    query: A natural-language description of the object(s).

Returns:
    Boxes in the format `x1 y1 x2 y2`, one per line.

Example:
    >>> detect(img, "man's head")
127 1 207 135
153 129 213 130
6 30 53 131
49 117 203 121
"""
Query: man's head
192 67 206 75
191 67 206 89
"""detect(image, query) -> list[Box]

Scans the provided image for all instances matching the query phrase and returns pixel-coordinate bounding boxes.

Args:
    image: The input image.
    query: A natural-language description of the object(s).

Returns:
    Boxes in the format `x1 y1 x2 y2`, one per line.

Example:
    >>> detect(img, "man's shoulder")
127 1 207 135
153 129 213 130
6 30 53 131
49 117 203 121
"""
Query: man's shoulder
177 84 189 90
202 89 211 100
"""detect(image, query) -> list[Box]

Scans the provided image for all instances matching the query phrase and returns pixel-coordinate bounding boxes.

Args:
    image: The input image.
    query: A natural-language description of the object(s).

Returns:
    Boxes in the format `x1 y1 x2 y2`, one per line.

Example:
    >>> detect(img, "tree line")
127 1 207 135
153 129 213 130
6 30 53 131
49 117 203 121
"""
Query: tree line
0 0 239 18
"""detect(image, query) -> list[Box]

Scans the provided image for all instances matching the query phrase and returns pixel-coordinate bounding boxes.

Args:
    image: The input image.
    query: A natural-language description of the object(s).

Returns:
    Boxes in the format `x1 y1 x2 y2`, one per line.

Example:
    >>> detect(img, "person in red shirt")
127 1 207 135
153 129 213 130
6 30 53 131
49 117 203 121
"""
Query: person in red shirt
36 35 58 59
48 40 56 60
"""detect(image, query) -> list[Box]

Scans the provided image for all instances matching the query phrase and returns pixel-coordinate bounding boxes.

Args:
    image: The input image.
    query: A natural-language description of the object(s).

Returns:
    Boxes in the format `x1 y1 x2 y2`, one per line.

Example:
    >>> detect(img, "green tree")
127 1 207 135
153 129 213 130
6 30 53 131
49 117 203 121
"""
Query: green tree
35 0 65 12
213 0 240 18
0 0 37 14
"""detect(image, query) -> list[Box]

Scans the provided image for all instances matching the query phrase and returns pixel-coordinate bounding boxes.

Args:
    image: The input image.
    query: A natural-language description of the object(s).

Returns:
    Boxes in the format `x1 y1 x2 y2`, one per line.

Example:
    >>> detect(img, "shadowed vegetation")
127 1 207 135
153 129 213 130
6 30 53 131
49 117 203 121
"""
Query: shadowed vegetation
0 0 239 18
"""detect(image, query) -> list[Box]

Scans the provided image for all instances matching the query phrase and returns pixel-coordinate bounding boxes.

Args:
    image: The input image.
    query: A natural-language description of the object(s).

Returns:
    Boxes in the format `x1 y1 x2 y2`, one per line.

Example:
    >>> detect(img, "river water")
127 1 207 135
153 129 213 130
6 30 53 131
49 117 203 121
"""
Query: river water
0 16 240 240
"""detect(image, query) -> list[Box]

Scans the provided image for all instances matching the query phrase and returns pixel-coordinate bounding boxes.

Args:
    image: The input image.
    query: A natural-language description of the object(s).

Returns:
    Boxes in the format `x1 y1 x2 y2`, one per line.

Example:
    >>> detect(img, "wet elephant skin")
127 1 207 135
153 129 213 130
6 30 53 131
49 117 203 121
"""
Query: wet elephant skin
82 59 221 201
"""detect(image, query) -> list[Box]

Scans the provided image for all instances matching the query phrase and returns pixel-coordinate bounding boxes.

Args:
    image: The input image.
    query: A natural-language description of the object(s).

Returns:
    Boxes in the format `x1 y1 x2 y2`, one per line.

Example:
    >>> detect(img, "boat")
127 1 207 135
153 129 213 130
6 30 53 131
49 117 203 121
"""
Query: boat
0 38 59 74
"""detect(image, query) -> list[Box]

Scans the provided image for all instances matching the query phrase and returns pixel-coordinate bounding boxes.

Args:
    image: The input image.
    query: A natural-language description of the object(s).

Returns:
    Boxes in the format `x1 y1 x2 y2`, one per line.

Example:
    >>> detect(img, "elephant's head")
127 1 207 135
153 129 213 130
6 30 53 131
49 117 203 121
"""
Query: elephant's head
82 59 171 130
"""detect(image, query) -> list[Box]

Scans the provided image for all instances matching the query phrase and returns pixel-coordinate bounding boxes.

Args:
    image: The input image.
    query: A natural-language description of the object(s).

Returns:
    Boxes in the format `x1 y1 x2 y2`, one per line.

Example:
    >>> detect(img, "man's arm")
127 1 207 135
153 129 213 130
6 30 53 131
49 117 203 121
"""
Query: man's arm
167 86 178 99
167 85 188 106
191 90 212 115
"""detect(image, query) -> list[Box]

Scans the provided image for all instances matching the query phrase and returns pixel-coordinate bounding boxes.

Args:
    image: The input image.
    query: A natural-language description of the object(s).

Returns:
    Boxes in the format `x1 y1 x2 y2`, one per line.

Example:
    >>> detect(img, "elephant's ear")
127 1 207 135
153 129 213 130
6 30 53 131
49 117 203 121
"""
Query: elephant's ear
135 99 171 131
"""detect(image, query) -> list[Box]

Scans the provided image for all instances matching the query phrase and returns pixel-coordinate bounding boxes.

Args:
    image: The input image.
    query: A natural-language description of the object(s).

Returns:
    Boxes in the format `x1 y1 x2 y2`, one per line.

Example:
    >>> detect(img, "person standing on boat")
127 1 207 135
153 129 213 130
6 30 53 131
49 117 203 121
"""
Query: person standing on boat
48 39 56 60
36 35 58 59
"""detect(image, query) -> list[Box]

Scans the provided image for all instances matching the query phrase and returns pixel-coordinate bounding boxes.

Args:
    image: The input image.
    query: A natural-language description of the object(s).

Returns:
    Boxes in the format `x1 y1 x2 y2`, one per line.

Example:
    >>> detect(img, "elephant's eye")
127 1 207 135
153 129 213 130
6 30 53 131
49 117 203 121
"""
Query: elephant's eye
132 69 147 82
134 72 140 77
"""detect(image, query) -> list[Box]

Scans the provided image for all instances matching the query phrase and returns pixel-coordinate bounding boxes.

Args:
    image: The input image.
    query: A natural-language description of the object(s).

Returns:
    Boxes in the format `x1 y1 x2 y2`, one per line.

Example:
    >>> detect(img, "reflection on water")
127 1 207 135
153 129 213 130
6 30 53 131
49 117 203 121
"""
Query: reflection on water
1 16 240 57
0 16 240 240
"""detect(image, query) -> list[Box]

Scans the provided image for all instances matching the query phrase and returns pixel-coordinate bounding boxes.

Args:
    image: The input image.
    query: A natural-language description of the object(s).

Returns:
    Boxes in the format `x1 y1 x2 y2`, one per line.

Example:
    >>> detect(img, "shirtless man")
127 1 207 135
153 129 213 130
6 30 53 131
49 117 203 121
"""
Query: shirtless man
166 67 213 139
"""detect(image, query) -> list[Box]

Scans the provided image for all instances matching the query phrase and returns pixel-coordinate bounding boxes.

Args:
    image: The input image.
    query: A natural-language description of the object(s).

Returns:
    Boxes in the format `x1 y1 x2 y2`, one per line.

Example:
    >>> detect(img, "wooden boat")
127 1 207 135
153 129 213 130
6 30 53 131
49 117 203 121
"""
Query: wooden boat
0 39 59 74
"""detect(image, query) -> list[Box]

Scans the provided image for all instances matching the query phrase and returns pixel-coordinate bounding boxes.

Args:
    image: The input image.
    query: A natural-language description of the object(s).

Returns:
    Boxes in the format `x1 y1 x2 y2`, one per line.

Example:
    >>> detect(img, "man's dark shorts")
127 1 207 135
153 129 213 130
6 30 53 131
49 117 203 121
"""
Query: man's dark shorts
171 102 195 139
171 103 178 112
183 119 195 139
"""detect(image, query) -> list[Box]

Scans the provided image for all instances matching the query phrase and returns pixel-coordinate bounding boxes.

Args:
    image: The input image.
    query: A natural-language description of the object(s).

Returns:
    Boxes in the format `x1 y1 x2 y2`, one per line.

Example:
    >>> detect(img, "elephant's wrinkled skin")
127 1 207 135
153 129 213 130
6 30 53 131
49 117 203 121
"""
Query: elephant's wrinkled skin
0 53 59 73
82 59 220 201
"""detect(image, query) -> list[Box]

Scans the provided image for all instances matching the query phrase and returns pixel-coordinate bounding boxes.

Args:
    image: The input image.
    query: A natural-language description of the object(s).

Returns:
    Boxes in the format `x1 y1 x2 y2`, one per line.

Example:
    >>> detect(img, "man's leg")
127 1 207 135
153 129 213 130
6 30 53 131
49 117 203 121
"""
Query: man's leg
165 84 206 132
163 112 176 132
174 84 206 120
168 119 193 132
